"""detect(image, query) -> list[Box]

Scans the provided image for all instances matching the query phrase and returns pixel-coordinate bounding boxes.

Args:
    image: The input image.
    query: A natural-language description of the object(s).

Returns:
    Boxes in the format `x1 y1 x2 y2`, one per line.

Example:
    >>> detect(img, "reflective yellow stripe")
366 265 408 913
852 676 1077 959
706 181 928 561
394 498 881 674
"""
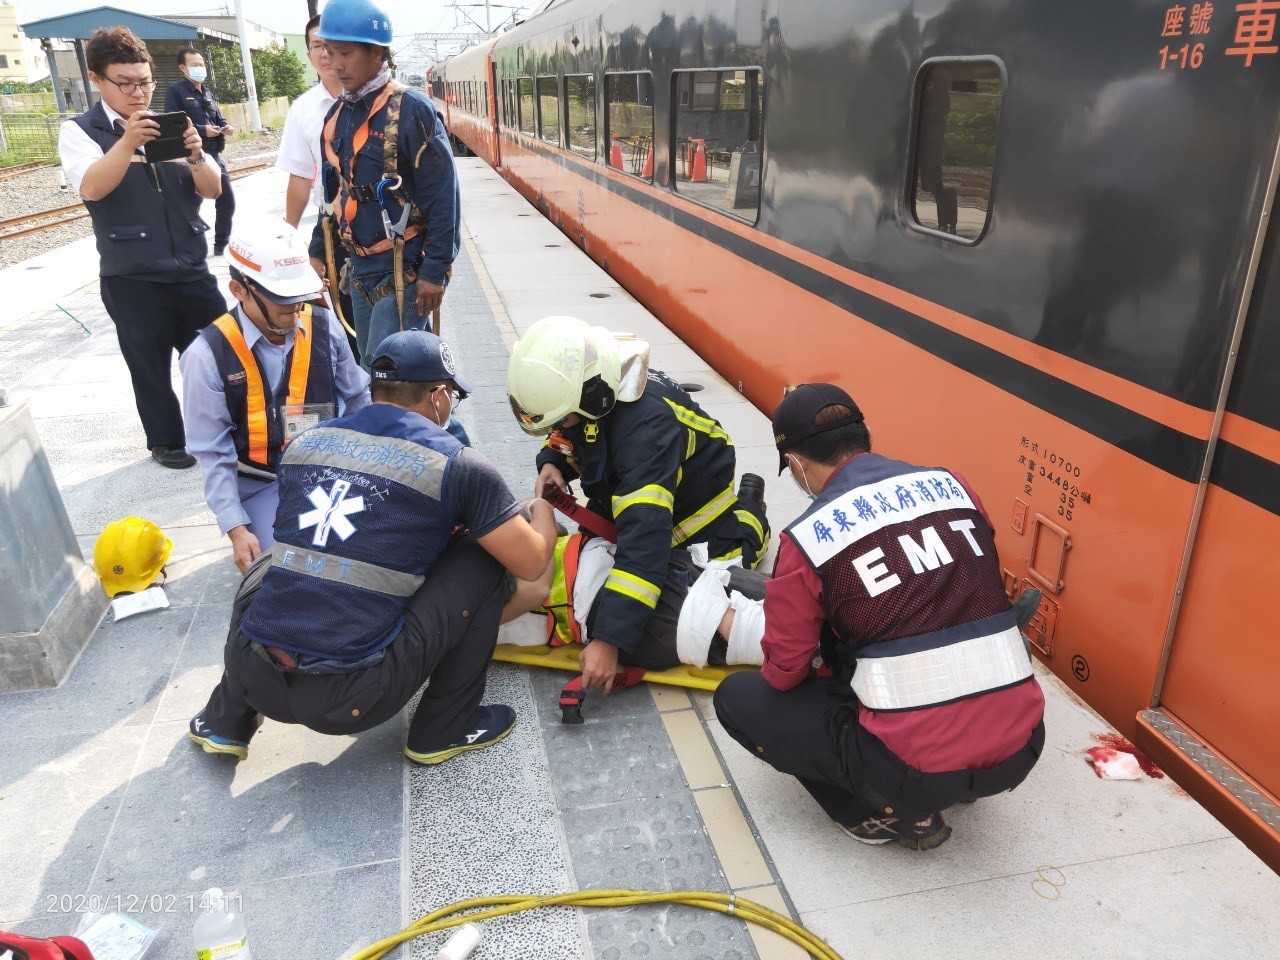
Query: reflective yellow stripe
671 485 736 546
613 484 674 517
664 398 732 445
603 568 662 609
735 508 765 544
713 546 744 563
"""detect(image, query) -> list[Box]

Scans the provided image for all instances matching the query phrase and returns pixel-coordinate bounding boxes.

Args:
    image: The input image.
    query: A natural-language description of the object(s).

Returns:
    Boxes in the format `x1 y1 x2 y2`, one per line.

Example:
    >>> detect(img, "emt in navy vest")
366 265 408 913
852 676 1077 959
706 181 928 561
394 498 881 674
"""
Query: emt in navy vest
306 0 461 370
713 384 1046 850
58 27 226 470
180 220 371 573
188 330 557 765
165 48 236 255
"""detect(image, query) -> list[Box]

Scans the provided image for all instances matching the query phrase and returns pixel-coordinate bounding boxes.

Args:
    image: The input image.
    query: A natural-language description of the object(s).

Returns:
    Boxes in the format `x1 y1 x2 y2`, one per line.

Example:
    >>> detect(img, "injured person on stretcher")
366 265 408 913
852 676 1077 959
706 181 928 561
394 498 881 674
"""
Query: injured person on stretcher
498 532 769 676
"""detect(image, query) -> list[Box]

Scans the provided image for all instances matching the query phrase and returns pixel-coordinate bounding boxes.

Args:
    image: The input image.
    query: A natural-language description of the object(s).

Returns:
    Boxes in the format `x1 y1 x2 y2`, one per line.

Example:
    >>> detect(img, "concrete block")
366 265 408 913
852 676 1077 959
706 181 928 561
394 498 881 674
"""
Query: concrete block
0 402 108 693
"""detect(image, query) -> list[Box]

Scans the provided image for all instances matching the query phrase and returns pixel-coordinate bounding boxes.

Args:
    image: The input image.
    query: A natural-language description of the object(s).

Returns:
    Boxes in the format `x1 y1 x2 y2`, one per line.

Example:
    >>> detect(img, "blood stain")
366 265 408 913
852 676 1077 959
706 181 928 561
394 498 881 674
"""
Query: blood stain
1090 732 1164 779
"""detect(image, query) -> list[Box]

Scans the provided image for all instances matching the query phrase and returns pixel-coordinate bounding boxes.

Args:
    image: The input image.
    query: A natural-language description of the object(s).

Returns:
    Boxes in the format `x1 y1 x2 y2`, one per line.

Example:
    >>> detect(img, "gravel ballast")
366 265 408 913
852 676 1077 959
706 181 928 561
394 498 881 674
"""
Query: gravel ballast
0 129 282 269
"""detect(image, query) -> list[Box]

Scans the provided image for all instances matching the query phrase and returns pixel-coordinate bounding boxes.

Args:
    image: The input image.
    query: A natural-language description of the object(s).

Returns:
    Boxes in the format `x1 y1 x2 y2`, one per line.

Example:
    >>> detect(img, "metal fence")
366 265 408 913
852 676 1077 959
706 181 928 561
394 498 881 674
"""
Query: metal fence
0 113 74 162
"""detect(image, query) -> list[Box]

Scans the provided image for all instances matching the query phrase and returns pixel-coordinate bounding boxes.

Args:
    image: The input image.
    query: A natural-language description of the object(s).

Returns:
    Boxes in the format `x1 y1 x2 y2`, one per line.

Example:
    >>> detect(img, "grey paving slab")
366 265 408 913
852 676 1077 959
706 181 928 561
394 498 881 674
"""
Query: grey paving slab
0 604 197 744
154 601 232 724
0 725 148 925
36 409 214 537
90 717 404 898
707 672 1255 917
800 837 1280 960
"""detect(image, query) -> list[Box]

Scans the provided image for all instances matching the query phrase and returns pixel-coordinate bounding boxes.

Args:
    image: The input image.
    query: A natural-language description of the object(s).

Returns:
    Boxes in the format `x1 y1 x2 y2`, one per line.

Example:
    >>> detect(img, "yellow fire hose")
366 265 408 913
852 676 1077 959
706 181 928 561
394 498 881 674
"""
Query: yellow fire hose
353 888 843 960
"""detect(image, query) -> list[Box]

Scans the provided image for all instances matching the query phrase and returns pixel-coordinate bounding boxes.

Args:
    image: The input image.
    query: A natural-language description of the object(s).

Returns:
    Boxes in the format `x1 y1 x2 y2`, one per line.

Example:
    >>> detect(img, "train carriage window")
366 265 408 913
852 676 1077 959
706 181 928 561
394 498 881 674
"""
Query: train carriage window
605 72 655 182
518 78 536 135
909 59 1004 242
672 69 763 222
537 76 560 144
566 75 596 159
481 80 489 119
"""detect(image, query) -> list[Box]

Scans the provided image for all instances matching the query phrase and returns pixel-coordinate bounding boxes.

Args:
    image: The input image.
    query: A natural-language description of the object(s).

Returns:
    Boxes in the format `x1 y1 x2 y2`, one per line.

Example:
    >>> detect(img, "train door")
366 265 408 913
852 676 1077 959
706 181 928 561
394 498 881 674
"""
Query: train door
1137 157 1280 873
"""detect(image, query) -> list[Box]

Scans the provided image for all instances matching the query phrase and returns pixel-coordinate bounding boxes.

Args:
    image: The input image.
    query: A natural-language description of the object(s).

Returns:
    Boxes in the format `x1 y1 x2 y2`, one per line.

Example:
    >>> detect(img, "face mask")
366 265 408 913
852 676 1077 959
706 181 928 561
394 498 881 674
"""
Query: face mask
188 66 207 83
432 386 452 426
787 455 817 501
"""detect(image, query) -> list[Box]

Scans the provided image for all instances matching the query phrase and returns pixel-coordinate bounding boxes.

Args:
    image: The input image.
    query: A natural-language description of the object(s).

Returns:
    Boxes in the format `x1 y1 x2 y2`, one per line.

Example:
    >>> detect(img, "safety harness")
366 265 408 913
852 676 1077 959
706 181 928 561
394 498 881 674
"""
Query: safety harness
207 306 320 478
322 80 425 320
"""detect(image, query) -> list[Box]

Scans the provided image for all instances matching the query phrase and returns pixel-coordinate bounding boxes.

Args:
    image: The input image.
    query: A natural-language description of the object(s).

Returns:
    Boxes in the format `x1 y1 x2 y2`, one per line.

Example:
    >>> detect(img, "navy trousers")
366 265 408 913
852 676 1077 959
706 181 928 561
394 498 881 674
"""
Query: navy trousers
99 271 226 449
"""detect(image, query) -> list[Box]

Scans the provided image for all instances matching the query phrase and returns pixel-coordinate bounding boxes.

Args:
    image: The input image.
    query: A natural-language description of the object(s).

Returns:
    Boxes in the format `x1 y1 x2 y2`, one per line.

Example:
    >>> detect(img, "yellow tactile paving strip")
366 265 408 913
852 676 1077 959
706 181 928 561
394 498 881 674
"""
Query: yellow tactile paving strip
650 685 807 960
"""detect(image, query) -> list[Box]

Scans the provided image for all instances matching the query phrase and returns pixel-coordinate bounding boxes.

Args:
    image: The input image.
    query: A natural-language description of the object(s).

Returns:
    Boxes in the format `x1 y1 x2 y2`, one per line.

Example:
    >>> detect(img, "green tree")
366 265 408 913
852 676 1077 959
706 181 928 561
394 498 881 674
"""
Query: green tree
254 42 309 101
206 42 246 103
205 41 308 104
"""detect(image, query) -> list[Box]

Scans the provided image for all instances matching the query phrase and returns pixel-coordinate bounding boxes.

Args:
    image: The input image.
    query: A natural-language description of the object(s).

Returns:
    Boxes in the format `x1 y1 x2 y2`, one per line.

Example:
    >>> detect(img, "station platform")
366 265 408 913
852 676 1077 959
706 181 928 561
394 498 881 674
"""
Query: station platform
2 156 1279 960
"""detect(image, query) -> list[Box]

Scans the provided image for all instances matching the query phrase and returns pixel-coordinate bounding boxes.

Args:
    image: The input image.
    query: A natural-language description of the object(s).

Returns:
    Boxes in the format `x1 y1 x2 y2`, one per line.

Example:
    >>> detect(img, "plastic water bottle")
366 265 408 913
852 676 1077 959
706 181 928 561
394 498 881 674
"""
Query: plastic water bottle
193 888 252 959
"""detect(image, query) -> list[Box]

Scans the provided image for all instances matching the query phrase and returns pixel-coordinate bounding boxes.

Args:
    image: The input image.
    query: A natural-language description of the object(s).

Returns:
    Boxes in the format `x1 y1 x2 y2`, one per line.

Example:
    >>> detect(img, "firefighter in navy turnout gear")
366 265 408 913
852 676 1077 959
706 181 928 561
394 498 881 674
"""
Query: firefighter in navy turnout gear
188 330 557 764
307 0 461 373
180 220 371 573
507 316 770 694
713 385 1046 850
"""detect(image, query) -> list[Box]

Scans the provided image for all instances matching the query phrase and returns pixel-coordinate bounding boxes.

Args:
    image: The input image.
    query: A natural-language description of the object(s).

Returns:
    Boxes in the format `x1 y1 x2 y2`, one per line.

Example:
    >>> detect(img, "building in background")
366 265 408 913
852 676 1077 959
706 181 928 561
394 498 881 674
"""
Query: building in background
282 32 317 84
168 15 282 51
0 1 51 83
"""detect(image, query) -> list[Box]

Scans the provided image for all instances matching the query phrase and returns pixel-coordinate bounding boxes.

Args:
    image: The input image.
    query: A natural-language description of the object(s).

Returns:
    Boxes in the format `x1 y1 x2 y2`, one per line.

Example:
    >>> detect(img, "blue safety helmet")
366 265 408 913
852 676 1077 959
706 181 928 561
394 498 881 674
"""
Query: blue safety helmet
316 0 393 46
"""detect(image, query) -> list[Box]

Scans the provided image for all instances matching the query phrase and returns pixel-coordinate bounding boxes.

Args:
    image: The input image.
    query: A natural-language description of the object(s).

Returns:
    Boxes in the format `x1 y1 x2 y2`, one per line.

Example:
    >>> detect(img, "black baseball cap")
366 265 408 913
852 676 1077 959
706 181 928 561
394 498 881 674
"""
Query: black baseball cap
771 383 864 474
369 330 472 396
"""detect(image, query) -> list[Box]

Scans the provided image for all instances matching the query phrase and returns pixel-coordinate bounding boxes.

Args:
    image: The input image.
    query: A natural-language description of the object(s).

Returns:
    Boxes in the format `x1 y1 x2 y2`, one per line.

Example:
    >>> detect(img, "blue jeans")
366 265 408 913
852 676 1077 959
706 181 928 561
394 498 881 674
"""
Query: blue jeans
351 271 471 447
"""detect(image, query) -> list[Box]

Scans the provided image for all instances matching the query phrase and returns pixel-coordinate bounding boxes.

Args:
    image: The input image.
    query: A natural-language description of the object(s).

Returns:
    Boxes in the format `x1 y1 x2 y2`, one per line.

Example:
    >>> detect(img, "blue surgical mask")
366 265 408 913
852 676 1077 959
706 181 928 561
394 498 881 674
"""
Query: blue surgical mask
188 66 207 83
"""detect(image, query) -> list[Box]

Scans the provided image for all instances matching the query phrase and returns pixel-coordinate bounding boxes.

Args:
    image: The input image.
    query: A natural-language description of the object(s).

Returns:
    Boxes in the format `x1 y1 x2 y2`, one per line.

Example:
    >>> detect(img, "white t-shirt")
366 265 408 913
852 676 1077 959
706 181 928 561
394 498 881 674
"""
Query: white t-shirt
276 80 340 209
58 101 218 194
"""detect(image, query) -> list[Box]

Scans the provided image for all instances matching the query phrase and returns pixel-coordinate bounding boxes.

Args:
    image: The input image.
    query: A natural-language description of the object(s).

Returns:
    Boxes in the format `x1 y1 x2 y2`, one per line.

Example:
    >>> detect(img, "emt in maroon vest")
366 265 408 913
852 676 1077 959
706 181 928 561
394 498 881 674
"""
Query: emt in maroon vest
181 221 370 573
714 384 1045 850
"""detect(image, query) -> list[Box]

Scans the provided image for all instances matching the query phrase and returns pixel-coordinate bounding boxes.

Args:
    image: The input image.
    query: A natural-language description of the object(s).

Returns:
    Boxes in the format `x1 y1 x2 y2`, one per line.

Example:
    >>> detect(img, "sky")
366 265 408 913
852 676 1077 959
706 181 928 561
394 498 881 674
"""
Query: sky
17 0 535 48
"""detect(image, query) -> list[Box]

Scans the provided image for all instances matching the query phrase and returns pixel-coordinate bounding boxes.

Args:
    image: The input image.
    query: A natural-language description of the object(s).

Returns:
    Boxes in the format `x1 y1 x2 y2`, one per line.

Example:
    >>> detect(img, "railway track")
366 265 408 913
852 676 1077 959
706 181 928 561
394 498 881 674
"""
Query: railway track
0 161 272 241
0 161 56 181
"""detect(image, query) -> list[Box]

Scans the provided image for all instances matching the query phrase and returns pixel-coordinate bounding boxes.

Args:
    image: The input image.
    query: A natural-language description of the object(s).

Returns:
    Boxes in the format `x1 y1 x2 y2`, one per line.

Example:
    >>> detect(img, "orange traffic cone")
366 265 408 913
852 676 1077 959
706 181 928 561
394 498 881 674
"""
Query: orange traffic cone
690 139 707 182
610 137 623 170
640 146 653 179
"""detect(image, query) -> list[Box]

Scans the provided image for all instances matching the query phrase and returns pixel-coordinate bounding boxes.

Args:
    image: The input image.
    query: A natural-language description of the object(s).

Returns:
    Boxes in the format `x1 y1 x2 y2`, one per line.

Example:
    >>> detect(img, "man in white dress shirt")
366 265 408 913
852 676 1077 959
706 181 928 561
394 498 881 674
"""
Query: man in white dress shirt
58 26 225 469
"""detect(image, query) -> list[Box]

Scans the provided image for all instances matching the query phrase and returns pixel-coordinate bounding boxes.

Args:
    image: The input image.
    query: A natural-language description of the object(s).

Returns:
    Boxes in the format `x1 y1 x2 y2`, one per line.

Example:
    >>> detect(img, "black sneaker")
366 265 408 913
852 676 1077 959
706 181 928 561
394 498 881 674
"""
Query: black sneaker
151 445 197 469
213 243 227 257
737 473 766 510
403 704 516 766
840 812 952 851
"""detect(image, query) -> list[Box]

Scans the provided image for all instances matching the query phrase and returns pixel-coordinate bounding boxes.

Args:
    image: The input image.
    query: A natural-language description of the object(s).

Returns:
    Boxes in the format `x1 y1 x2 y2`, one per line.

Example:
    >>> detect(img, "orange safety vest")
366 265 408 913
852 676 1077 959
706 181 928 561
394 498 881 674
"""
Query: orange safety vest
201 306 335 477
322 81 425 258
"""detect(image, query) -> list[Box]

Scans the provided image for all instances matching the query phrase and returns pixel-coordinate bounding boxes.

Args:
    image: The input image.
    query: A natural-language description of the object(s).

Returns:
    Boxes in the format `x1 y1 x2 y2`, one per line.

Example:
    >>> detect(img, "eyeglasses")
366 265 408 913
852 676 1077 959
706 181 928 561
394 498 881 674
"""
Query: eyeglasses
101 77 158 95
435 385 464 407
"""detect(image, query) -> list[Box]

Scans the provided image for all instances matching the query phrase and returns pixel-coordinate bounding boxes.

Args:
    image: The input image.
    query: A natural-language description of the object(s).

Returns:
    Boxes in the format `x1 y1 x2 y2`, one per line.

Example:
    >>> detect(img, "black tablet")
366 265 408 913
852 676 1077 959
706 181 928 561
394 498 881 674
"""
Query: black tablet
143 112 191 164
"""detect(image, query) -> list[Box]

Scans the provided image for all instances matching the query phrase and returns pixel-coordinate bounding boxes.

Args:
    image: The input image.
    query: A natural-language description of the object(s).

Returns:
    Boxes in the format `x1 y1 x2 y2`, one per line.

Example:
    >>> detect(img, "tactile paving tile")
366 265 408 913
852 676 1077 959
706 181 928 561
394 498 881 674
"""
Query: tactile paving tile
530 670 760 960
406 664 585 960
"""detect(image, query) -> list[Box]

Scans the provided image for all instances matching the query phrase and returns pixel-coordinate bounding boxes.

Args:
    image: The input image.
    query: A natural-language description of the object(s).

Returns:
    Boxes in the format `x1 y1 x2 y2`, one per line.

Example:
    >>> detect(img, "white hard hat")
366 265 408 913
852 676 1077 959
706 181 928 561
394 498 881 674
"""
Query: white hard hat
507 316 623 435
226 220 323 305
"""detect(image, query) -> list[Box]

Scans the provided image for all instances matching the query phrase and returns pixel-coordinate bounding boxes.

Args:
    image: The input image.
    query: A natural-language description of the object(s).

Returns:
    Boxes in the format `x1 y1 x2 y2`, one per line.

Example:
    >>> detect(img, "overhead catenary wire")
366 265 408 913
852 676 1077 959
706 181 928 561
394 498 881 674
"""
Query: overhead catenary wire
351 888 844 960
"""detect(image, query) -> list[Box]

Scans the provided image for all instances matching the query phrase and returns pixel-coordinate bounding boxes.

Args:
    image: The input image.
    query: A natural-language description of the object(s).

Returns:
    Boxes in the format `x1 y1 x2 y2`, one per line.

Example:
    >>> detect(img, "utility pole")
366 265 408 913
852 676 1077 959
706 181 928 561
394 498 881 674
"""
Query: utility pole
232 0 263 132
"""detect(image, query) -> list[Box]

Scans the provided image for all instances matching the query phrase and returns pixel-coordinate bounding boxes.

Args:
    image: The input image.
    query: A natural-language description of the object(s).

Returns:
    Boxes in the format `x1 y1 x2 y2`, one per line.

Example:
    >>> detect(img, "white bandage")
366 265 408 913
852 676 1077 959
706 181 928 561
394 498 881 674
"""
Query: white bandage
497 614 550 647
572 537 617 636
725 591 766 666
676 565 731 667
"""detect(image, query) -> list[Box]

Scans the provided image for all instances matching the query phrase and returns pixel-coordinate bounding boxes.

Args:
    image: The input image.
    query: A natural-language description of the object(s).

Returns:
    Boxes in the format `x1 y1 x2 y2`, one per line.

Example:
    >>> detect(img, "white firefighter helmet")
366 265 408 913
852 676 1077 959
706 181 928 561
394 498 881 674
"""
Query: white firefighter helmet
507 316 628 435
225 219 323 305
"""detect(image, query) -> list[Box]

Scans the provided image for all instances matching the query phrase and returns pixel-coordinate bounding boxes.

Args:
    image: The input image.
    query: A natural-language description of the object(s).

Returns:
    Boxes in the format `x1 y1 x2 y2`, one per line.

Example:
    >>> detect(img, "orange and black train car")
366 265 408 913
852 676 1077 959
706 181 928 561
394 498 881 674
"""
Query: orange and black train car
442 0 1280 871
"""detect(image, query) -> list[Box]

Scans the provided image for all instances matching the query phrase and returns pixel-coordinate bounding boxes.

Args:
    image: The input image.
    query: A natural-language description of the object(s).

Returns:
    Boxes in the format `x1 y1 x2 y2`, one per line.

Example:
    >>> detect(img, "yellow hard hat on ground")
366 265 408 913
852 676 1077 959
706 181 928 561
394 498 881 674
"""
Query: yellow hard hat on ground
93 517 173 597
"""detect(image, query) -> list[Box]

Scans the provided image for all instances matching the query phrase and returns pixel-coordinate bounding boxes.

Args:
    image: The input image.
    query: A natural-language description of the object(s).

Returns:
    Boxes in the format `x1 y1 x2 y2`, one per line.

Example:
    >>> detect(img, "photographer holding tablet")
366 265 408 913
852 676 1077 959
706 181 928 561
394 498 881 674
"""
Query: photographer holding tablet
58 27 226 470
